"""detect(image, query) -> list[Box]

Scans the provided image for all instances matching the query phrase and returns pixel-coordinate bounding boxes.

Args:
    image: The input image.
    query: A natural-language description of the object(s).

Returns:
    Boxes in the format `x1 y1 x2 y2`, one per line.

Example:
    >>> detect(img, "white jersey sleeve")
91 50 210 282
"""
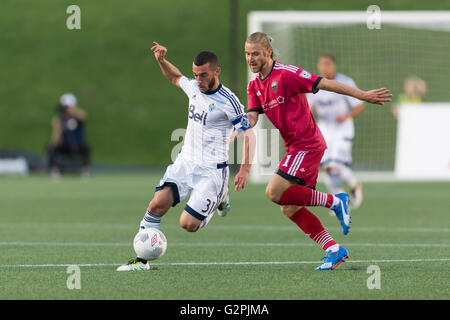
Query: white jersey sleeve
219 88 252 133
179 76 197 97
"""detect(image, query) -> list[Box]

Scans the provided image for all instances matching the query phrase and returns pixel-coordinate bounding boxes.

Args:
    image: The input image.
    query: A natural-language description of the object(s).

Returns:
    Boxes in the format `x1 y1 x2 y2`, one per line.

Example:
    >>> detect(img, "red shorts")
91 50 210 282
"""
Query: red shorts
277 149 324 187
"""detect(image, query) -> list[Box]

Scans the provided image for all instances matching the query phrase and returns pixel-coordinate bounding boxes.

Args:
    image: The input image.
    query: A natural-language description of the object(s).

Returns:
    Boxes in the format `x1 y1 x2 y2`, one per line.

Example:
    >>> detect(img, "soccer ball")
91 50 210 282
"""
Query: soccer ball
133 228 167 260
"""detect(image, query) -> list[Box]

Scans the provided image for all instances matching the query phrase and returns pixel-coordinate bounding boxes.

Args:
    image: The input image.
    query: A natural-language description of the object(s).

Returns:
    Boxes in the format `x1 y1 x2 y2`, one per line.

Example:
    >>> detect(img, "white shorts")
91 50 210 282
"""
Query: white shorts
320 127 353 168
155 154 229 221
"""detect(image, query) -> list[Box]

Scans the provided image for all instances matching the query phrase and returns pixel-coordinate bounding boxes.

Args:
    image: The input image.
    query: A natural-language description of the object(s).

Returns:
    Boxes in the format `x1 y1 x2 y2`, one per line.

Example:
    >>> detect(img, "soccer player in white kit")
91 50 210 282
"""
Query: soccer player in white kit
307 54 364 210
117 42 254 271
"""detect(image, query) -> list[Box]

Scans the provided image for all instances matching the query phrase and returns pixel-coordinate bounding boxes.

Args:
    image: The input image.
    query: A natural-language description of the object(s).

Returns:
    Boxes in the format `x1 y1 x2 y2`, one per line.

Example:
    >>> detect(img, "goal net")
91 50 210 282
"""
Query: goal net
247 11 450 182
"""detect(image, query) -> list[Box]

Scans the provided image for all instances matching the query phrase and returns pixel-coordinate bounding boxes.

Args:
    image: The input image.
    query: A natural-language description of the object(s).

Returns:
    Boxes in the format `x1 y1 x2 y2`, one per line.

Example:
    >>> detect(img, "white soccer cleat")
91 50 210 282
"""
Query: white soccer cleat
216 191 230 217
350 185 363 209
116 258 150 271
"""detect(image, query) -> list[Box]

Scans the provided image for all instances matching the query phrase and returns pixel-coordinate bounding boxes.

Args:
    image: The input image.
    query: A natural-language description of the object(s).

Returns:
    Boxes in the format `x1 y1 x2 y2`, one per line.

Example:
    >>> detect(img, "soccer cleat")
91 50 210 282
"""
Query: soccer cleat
116 257 150 271
332 193 351 235
350 185 363 210
315 246 349 271
217 191 230 217
328 188 344 216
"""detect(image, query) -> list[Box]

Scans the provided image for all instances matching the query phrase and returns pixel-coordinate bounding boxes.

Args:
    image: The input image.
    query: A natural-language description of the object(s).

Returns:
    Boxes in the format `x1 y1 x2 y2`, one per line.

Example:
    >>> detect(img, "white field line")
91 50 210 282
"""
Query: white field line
1 223 449 233
0 258 449 269
0 241 449 248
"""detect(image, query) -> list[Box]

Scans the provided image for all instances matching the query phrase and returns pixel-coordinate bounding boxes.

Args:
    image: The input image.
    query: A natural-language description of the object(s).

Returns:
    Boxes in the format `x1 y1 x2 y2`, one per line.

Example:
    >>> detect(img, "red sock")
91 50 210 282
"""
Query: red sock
289 207 337 251
279 185 335 208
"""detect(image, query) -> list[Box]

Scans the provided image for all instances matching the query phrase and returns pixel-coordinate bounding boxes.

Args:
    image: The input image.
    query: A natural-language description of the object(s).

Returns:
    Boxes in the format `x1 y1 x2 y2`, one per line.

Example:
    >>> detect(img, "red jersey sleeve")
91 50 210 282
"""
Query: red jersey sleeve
246 80 263 114
285 67 322 95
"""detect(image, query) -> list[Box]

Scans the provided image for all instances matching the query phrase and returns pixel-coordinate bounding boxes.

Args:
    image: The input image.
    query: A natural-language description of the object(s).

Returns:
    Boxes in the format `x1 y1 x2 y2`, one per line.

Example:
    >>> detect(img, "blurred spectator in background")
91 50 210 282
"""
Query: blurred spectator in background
391 76 427 117
47 93 91 179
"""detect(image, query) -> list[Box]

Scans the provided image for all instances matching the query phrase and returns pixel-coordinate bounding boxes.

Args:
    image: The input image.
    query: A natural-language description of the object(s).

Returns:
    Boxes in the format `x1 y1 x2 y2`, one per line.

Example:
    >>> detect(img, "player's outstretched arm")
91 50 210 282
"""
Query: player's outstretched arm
317 78 392 105
234 127 256 191
151 41 182 87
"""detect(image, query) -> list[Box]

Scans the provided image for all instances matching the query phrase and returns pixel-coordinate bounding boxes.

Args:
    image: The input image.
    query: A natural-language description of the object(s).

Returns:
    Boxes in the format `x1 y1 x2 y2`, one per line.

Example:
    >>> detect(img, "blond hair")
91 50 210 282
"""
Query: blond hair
246 32 278 60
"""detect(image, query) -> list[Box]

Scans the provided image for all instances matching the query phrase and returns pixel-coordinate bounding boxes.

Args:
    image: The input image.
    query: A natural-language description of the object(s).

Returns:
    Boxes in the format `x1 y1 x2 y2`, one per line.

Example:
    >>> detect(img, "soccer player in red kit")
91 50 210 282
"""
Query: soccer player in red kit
244 32 392 270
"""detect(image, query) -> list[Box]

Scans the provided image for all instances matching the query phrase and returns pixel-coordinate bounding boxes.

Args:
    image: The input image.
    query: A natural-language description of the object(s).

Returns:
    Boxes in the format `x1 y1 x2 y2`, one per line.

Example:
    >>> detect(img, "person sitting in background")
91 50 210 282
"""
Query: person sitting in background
391 76 427 117
47 93 91 179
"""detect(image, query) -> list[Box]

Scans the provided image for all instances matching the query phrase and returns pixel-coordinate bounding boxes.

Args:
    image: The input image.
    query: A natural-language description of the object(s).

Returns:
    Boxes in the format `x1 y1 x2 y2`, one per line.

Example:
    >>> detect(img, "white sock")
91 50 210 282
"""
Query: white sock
326 244 340 253
140 211 162 230
330 196 340 210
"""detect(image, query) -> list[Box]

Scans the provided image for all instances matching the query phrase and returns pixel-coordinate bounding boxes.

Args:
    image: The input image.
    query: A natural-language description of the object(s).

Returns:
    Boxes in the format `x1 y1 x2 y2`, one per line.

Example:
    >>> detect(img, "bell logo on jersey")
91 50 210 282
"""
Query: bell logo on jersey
300 70 312 79
271 81 278 93
189 104 207 125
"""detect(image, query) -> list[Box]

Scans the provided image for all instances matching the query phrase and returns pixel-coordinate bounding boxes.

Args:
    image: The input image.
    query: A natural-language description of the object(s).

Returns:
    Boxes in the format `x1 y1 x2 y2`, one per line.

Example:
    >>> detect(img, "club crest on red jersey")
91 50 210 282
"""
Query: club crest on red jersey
300 70 312 79
271 81 278 93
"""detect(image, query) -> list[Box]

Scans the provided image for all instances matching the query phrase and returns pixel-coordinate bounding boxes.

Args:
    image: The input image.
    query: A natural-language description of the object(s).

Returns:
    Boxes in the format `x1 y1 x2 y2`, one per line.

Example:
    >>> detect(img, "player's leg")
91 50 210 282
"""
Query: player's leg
331 136 363 209
180 166 227 232
140 157 190 231
47 144 70 179
117 187 184 271
266 166 340 209
179 210 203 232
266 150 351 235
47 144 60 179
338 163 363 209
278 191 349 270
117 160 190 271
320 144 345 195
140 184 176 230
118 184 180 271
335 138 363 209
280 204 339 251
179 195 216 232
323 166 345 194
118 185 183 271
322 165 345 216
78 143 91 178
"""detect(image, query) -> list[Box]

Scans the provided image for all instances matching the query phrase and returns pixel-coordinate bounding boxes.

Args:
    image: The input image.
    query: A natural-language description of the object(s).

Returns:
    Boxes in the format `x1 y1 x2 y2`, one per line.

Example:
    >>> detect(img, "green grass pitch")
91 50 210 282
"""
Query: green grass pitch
0 174 449 299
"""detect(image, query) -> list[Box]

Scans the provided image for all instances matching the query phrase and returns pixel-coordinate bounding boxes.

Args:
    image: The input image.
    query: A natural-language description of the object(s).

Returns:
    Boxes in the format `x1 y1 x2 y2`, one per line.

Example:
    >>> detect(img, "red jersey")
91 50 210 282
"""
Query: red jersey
247 61 327 153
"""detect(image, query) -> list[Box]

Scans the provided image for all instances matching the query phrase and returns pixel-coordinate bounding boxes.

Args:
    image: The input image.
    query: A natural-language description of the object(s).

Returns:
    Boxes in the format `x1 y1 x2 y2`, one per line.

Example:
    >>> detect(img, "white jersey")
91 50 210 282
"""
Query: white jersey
178 76 250 166
307 73 362 138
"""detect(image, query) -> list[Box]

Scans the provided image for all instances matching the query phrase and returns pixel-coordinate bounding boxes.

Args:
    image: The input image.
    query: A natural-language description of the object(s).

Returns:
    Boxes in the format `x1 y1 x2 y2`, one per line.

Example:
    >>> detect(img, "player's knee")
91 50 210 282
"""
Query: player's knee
179 221 199 232
179 213 200 232
280 205 300 218
265 185 280 203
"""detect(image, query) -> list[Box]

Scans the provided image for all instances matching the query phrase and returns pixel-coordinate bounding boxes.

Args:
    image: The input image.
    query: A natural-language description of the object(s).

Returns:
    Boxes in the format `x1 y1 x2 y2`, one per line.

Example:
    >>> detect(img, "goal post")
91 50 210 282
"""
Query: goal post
247 10 450 182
